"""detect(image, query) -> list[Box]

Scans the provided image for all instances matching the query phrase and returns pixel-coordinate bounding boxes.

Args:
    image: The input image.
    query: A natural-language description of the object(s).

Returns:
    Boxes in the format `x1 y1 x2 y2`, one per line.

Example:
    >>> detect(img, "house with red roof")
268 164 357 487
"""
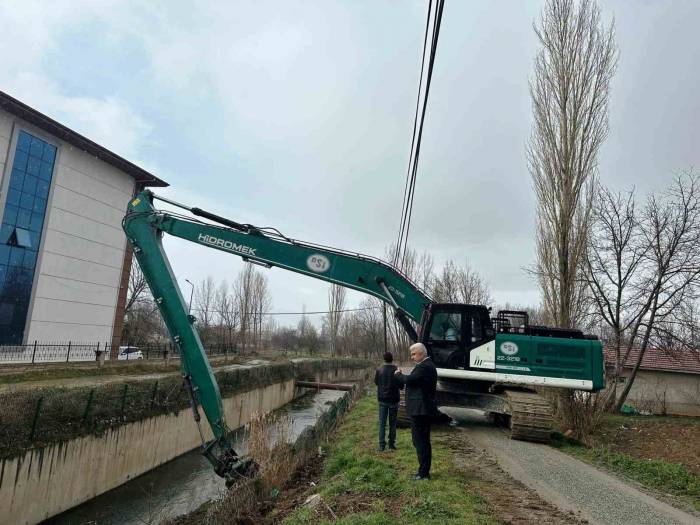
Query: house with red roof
604 346 700 416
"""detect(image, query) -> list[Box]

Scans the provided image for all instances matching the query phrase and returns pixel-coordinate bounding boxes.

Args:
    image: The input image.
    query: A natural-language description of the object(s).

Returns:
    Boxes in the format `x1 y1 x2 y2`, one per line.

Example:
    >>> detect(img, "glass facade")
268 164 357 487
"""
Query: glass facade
0 131 56 344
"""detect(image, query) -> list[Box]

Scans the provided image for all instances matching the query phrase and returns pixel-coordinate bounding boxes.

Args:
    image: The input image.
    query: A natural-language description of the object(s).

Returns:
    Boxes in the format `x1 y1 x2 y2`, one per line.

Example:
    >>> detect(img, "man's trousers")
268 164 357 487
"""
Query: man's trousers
410 415 432 477
378 402 398 448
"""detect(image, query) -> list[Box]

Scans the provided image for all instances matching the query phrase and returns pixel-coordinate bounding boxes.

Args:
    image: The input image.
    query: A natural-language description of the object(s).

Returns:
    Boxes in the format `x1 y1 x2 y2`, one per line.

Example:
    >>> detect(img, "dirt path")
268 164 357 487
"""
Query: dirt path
447 408 698 525
439 433 587 524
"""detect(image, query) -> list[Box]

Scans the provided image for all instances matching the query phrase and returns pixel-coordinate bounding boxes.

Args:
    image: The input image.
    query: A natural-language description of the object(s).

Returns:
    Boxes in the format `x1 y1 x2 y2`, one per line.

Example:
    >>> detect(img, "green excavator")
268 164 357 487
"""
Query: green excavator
123 190 605 484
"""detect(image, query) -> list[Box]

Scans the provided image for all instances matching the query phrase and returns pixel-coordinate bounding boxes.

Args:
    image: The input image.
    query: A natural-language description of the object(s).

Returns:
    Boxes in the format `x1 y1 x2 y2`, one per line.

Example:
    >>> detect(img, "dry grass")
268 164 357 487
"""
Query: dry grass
546 387 611 445
203 411 296 524
247 411 295 495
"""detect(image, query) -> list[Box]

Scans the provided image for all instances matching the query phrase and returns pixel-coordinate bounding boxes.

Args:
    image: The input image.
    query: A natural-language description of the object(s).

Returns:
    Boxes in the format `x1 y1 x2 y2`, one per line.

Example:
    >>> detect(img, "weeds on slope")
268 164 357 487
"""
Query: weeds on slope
281 396 497 525
204 412 296 524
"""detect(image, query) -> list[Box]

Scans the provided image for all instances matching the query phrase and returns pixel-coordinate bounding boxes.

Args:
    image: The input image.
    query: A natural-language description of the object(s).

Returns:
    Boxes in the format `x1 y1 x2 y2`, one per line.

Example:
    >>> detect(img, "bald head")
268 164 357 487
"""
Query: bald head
409 343 427 363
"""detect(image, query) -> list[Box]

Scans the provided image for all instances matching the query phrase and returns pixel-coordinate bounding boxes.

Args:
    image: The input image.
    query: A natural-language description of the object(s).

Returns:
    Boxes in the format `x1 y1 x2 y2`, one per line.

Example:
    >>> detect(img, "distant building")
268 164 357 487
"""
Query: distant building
605 346 700 416
0 91 167 347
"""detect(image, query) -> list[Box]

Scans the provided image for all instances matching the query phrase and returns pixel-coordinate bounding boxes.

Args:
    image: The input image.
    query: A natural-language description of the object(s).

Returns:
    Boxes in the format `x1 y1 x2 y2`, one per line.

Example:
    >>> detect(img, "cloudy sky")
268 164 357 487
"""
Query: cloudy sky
1 1 698 326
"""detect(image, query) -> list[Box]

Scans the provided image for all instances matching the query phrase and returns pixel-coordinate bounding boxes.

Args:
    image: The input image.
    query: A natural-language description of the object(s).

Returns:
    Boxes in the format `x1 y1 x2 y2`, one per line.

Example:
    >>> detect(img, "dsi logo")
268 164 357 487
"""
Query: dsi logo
500 342 519 356
307 254 330 273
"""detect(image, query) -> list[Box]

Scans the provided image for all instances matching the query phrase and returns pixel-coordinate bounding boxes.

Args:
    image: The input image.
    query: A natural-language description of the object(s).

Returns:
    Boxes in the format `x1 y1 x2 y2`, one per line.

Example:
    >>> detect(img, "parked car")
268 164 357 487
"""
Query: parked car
118 346 143 360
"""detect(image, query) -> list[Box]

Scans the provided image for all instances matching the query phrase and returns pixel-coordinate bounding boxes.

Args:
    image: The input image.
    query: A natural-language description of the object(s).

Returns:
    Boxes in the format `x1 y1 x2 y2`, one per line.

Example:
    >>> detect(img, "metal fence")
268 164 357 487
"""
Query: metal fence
0 341 239 365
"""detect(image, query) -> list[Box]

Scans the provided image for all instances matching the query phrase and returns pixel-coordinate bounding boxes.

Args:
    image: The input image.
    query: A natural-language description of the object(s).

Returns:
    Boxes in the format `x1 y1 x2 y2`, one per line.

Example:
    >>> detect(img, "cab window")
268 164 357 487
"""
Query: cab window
471 315 482 343
429 312 461 342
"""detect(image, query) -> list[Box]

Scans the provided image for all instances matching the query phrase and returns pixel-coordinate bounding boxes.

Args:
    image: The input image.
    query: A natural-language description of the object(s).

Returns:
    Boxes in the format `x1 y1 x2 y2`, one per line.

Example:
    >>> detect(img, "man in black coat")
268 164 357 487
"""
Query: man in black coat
394 342 438 480
374 351 403 451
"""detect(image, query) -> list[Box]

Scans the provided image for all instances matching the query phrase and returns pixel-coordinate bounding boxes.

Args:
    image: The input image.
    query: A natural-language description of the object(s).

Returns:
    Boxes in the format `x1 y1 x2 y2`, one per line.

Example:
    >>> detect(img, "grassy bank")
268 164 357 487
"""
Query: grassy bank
279 396 498 525
554 434 700 511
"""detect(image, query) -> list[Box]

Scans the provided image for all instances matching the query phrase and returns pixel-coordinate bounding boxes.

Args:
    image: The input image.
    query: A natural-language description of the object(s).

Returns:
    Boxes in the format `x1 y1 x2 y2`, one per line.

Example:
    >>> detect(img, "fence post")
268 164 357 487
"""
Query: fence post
66 341 72 363
150 380 159 409
120 384 129 419
95 342 104 367
31 341 37 364
83 389 95 426
29 396 43 440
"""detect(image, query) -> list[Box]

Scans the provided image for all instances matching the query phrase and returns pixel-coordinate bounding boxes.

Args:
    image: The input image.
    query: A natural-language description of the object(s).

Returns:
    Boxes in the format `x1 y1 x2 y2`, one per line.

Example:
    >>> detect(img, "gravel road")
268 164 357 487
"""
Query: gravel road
444 408 699 525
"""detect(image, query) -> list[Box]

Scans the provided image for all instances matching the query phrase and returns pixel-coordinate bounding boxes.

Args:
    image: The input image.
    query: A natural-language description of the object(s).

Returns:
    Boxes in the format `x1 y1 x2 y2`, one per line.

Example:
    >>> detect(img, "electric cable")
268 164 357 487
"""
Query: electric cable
394 0 445 269
180 305 382 317
394 0 433 266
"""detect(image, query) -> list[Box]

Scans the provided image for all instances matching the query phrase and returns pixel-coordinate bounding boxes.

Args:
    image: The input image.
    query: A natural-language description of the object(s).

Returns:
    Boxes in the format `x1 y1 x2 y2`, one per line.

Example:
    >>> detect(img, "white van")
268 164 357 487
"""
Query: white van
117 346 143 360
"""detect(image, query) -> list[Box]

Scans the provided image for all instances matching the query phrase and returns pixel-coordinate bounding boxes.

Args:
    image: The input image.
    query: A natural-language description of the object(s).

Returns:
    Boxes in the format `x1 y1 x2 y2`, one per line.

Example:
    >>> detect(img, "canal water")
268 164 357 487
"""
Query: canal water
46 389 346 525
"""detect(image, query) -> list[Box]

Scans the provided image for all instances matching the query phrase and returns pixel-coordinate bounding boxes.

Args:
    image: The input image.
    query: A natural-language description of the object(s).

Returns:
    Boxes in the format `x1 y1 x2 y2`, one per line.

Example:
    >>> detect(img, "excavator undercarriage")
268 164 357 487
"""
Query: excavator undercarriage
398 378 554 443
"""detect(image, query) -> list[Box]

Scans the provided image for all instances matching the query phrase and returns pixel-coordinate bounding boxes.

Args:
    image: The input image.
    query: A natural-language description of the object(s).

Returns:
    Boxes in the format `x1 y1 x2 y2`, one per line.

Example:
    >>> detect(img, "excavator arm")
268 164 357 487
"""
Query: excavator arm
122 190 432 483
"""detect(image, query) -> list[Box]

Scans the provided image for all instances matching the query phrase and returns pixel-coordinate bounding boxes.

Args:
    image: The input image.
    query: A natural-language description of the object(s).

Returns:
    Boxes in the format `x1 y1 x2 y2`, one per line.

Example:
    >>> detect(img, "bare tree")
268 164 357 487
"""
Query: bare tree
586 173 700 411
297 306 321 354
125 259 150 315
613 173 700 410
271 325 298 354
234 264 256 350
326 284 347 356
430 260 461 303
431 260 492 305
122 300 165 344
215 280 239 348
495 302 550 326
250 271 272 350
353 297 384 359
121 260 161 345
194 276 216 344
585 184 645 403
385 245 434 358
528 0 618 328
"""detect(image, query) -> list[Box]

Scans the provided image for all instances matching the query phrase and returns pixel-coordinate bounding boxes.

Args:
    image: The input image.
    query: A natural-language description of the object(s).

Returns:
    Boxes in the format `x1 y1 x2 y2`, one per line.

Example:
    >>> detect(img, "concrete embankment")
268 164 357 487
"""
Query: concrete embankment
0 358 371 525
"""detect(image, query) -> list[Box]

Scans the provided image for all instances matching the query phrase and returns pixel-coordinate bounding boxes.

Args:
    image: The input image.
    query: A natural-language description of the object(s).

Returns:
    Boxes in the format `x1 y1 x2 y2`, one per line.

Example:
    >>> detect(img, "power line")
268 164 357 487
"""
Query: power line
185 306 382 317
395 0 433 265
394 0 446 268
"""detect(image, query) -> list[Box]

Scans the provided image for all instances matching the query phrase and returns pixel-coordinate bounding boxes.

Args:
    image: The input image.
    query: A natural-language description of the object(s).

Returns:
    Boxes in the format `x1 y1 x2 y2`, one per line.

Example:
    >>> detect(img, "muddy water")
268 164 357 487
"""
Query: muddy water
46 389 345 525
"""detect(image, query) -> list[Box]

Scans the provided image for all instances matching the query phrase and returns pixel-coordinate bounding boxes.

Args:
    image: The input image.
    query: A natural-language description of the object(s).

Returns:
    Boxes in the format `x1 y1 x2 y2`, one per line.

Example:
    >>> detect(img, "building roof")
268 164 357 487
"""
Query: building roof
604 346 700 375
0 91 167 188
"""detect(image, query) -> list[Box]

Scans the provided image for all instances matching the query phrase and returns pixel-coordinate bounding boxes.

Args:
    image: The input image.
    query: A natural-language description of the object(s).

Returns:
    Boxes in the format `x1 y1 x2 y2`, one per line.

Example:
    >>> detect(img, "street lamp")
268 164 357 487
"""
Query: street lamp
185 278 194 314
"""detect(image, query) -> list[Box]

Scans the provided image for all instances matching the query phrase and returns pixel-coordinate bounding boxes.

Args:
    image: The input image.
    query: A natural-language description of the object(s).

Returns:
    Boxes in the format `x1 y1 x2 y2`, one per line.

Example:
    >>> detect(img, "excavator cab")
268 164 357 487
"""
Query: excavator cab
420 303 495 369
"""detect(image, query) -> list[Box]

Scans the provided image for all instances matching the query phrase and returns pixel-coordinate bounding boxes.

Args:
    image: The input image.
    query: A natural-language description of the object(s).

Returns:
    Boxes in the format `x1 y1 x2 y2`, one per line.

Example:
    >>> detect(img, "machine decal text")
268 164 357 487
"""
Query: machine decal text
307 254 330 273
500 341 519 355
388 285 406 299
198 234 257 256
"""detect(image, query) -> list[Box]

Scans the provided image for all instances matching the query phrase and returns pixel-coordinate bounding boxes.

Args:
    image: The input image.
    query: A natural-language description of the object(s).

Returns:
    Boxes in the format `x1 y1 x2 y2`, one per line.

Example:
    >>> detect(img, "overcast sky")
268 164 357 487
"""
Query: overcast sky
1 1 698 327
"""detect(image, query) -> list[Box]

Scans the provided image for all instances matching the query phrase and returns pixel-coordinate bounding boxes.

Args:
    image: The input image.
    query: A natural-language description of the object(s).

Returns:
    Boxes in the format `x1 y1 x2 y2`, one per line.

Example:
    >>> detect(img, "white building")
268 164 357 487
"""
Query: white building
0 91 167 348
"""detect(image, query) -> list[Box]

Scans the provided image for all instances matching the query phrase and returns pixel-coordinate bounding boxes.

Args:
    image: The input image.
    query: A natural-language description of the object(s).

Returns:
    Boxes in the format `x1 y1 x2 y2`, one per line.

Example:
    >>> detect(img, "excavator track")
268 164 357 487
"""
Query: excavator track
395 377 554 443
503 389 553 443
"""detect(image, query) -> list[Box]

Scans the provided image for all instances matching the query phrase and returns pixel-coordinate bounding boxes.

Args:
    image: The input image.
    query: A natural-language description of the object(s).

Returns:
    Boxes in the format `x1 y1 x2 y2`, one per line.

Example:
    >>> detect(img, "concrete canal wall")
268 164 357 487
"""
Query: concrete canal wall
0 358 371 525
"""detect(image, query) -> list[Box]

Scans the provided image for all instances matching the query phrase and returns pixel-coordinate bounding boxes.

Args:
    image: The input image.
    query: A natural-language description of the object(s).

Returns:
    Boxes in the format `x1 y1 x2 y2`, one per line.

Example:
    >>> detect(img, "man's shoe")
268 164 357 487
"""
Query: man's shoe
378 445 385 452
412 474 430 481
388 444 397 450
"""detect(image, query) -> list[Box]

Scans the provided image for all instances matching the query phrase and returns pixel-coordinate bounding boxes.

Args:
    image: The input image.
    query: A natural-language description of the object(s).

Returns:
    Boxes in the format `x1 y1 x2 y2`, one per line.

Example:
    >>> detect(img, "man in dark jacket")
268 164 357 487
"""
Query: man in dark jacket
394 343 438 480
374 351 403 451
